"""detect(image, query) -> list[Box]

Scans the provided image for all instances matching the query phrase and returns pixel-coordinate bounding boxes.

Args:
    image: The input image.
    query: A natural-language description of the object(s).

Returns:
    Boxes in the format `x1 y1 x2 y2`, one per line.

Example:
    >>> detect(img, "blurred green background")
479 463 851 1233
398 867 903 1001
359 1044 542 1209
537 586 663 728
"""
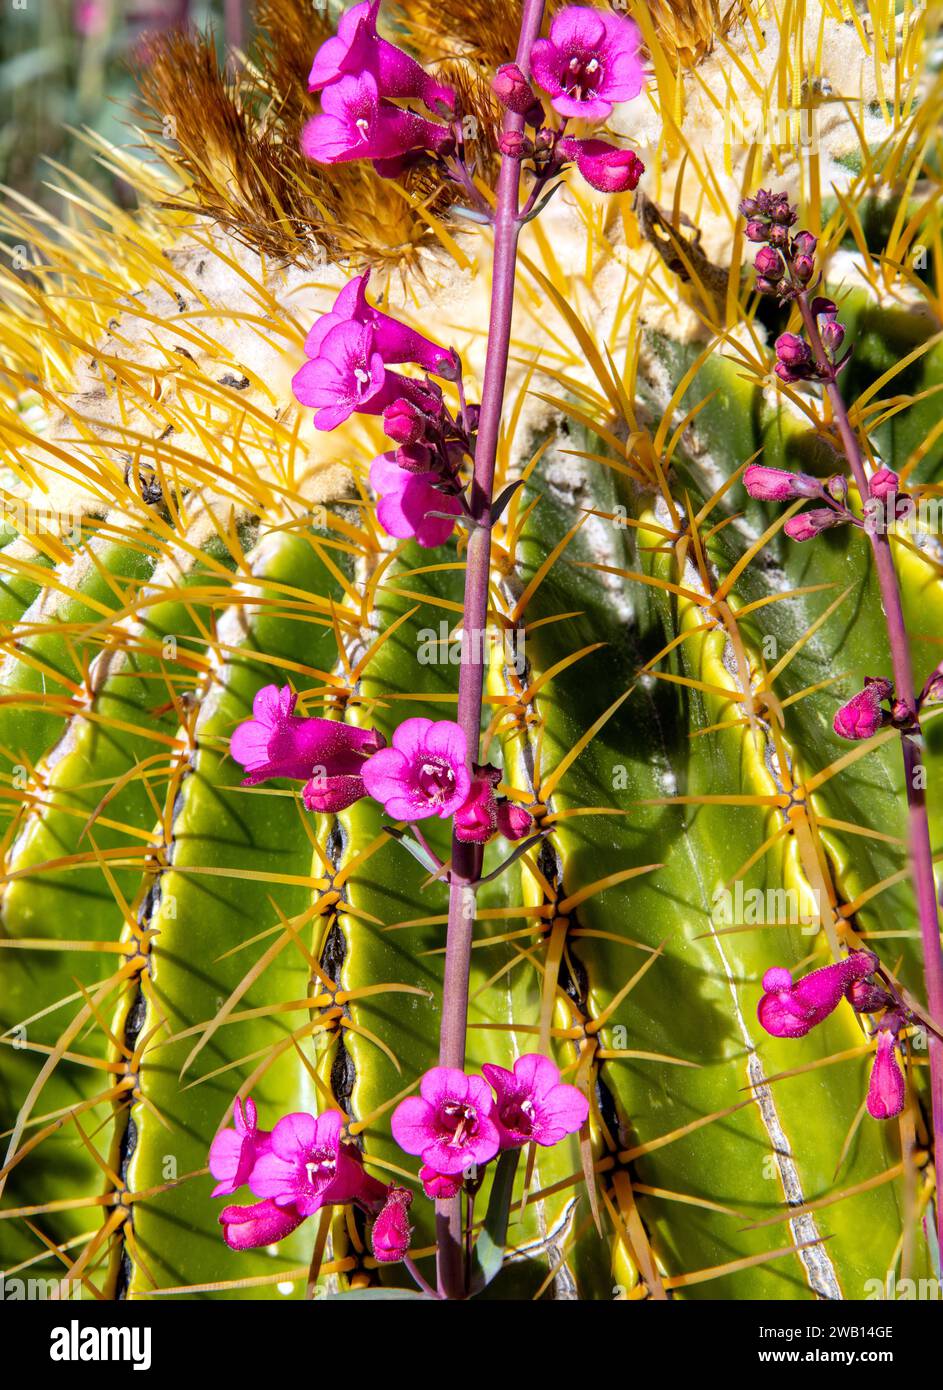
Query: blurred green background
0 0 251 210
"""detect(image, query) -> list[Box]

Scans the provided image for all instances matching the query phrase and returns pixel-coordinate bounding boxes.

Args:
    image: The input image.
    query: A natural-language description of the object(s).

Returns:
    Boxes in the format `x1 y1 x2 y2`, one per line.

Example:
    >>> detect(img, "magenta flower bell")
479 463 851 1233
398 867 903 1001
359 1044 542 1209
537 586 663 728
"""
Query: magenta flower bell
301 71 451 169
249 1109 387 1217
361 716 471 820
308 1 455 115
292 319 439 432
303 271 455 379
481 1054 588 1150
229 684 384 812
531 6 644 120
757 952 879 1038
369 453 461 549
391 1066 501 1175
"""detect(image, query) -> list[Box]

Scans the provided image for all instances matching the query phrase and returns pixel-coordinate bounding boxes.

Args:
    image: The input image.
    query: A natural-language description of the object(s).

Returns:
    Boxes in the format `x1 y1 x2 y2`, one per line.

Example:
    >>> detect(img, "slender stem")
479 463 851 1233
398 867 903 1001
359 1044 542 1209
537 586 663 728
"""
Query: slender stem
435 0 547 1301
799 294 943 1254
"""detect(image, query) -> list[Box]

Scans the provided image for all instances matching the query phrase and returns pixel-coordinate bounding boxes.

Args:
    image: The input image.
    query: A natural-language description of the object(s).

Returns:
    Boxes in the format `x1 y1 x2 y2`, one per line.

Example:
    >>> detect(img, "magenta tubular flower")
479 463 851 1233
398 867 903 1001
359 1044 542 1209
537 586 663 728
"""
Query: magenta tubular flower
218 1197 307 1251
304 271 454 378
531 6 644 120
362 715 471 821
229 683 384 810
833 678 893 740
249 1110 386 1216
757 952 878 1039
784 507 846 542
497 799 533 840
301 72 451 168
369 453 461 549
743 464 820 502
308 0 455 115
370 1186 413 1264
867 1029 906 1120
293 320 439 431
391 1067 500 1175
419 1164 462 1199
208 1096 271 1198
558 136 644 193
482 1054 589 1150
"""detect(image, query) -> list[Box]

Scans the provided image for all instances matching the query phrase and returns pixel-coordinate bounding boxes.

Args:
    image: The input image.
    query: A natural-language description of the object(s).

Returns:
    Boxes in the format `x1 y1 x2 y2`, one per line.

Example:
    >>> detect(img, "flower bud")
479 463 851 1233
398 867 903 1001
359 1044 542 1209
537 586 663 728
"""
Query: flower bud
395 442 433 472
769 195 798 225
820 318 845 354
832 678 893 740
499 130 534 159
755 276 780 296
739 196 761 218
768 223 790 248
793 253 815 283
754 245 784 281
792 230 817 257
383 397 428 445
868 467 899 500
867 1029 905 1120
774 332 811 368
492 63 537 115
743 464 820 502
825 474 848 503
370 1187 413 1264
784 507 846 542
745 219 770 242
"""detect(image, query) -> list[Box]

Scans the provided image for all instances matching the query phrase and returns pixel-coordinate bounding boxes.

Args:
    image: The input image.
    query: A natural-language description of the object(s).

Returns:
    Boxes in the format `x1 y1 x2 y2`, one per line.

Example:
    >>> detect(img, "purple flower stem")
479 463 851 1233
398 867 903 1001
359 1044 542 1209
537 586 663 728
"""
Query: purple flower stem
435 0 547 1301
799 292 943 1253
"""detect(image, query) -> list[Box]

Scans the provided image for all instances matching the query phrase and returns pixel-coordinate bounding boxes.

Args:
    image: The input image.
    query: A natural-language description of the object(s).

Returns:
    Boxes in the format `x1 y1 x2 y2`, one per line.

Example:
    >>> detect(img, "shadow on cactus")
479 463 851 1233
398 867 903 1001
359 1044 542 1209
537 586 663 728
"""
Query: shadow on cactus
1 0 942 1305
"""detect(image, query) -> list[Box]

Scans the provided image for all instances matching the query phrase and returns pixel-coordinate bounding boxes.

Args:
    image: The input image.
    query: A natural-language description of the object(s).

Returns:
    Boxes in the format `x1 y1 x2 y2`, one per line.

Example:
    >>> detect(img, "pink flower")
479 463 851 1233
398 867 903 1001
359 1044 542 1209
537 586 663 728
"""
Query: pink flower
370 1186 413 1263
208 1096 271 1198
419 1164 462 1199
369 453 461 549
391 1067 501 1175
308 1 455 115
558 136 644 193
303 271 454 379
833 678 893 740
249 1110 386 1216
784 507 845 542
482 1054 588 1149
869 468 900 499
362 716 470 820
531 6 644 120
866 1029 906 1120
301 71 451 168
293 319 439 432
757 952 878 1039
229 683 384 811
218 1197 307 1251
743 465 820 502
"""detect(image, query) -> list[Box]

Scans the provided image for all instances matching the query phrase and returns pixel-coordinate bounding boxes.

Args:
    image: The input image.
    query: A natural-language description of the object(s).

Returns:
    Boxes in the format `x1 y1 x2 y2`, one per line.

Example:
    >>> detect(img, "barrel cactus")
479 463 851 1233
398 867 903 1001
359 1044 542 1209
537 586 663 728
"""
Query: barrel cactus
1 0 941 1304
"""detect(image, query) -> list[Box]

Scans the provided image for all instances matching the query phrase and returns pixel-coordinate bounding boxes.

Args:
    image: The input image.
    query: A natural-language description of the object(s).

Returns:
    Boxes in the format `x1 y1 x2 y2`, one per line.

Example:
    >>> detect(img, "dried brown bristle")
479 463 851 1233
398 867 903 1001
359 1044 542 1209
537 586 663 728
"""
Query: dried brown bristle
136 7 482 274
646 0 747 67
